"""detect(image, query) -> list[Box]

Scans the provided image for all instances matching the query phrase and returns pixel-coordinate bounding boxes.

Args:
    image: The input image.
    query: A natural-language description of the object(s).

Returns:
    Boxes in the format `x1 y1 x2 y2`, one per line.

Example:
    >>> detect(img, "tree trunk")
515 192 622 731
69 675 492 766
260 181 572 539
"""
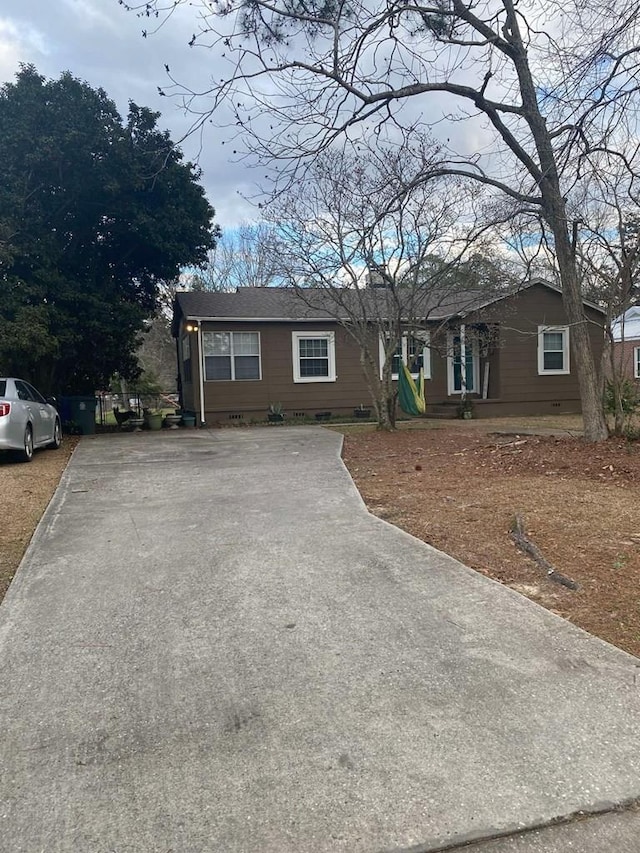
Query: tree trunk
506 12 609 442
606 334 624 436
373 397 395 430
380 352 397 430
119 377 130 412
361 346 395 431
615 392 625 437
549 219 608 441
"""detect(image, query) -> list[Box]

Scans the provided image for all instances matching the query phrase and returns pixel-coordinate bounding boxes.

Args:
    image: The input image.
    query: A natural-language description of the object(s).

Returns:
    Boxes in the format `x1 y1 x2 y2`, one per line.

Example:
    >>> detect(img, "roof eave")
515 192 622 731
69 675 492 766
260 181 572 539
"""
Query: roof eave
181 315 346 323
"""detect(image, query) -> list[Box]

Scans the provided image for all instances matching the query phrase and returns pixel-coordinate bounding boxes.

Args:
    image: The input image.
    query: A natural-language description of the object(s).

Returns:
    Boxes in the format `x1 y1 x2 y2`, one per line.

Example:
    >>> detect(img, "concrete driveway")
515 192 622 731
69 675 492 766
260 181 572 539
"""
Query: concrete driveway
1 426 640 852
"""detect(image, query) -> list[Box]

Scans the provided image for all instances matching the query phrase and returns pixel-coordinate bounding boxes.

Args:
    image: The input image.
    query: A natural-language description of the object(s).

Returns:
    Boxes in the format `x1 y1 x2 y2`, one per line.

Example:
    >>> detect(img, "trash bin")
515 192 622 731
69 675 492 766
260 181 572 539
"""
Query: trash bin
60 396 98 435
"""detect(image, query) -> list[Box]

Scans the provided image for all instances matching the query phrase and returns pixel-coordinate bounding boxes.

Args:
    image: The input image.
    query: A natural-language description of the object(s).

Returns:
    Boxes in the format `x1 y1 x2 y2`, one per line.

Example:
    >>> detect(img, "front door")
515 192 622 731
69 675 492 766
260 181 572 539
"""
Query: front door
448 333 478 395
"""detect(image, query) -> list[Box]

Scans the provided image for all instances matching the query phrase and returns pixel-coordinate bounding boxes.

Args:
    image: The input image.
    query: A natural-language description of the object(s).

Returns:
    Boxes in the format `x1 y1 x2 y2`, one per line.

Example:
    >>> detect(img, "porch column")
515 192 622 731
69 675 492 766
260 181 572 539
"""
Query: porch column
460 323 467 397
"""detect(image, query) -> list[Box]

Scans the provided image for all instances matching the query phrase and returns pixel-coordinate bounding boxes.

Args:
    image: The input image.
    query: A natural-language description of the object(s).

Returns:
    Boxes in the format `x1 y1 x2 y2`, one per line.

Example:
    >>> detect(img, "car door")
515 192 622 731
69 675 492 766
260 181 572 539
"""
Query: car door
25 382 54 444
14 380 47 445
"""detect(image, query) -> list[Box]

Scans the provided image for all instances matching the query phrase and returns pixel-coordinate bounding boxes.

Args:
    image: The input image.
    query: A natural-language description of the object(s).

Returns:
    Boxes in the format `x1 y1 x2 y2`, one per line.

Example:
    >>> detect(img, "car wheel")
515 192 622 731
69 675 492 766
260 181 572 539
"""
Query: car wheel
48 418 62 450
19 425 34 462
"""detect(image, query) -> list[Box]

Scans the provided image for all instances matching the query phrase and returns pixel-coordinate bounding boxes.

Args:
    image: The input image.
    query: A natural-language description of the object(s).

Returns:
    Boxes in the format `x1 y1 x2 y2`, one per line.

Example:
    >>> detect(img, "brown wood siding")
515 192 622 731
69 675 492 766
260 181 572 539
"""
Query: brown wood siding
181 380 196 413
466 284 604 405
486 334 501 399
424 347 448 401
198 322 371 420
176 283 606 420
178 329 198 414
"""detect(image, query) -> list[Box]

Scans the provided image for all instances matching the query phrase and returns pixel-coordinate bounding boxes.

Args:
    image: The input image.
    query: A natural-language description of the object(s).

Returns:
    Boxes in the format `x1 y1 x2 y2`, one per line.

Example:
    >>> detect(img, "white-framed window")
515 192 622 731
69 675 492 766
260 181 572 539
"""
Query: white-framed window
379 332 431 380
202 331 261 381
635 347 640 379
292 331 336 382
538 326 570 375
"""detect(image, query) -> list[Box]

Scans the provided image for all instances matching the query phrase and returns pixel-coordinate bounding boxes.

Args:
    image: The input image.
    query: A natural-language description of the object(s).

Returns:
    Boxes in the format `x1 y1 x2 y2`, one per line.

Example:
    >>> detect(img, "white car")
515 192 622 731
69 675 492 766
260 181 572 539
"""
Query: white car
0 378 62 462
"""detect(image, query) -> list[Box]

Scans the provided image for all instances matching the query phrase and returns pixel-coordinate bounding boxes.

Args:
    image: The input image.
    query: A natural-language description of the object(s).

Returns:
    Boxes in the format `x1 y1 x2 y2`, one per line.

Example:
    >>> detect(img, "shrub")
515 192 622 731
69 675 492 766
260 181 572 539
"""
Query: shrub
604 379 640 416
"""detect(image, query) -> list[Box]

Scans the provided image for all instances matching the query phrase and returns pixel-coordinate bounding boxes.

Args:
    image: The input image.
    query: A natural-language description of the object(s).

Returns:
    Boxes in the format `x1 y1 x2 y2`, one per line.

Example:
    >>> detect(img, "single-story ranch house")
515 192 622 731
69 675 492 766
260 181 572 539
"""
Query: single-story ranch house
171 281 605 424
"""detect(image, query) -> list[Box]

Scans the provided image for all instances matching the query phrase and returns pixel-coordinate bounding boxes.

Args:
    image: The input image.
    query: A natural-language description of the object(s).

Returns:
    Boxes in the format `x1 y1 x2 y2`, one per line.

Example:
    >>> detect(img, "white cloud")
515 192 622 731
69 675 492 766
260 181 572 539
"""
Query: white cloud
0 17 48 81
60 0 119 32
0 1 258 228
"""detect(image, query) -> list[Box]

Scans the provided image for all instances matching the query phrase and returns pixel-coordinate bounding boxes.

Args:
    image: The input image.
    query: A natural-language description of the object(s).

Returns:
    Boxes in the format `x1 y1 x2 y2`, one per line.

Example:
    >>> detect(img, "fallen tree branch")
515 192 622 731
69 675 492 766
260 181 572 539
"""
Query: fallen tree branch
509 513 579 590
495 439 528 449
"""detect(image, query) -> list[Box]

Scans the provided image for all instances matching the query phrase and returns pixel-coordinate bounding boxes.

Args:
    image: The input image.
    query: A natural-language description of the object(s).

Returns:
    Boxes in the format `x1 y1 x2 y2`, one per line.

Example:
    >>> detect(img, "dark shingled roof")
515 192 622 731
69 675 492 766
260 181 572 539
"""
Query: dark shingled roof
172 281 604 334
174 285 507 324
175 287 339 321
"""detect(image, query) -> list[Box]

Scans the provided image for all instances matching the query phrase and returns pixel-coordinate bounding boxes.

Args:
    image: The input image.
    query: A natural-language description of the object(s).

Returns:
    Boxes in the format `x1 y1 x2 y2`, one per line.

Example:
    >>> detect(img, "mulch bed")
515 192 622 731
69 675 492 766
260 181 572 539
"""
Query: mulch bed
342 427 640 658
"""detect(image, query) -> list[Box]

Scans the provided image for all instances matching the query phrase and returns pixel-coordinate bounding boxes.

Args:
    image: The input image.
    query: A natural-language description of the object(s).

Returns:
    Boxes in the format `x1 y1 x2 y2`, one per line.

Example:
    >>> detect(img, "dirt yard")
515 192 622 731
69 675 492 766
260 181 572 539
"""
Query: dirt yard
0 437 78 601
341 420 640 659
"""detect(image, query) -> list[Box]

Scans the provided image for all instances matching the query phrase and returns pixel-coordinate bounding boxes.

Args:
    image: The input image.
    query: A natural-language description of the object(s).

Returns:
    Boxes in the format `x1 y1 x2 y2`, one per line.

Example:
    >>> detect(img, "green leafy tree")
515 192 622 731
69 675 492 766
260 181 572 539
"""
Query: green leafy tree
0 65 218 394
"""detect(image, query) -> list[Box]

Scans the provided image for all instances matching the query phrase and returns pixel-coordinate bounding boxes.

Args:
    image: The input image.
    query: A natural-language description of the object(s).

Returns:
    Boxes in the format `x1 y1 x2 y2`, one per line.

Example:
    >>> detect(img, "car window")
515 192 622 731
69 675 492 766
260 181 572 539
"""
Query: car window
0 380 6 397
24 382 46 404
15 380 36 402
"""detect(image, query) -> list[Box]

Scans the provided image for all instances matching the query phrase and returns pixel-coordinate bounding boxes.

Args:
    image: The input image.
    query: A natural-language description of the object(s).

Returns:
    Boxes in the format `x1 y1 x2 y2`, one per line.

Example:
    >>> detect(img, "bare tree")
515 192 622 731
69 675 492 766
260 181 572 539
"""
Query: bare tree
266 141 512 429
192 222 286 290
137 313 178 392
156 221 282 312
573 163 640 434
123 0 640 439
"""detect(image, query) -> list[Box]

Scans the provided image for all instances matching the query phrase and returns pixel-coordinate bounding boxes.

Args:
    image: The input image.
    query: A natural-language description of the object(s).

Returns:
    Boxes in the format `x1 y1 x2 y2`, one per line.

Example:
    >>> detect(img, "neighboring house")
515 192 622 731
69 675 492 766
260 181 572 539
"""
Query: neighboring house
171 281 605 424
611 306 640 382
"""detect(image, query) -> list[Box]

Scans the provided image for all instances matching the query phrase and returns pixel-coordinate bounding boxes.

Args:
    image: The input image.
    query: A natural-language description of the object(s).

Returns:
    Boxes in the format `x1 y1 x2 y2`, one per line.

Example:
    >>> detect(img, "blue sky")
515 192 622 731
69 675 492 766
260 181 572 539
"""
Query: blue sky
0 0 257 230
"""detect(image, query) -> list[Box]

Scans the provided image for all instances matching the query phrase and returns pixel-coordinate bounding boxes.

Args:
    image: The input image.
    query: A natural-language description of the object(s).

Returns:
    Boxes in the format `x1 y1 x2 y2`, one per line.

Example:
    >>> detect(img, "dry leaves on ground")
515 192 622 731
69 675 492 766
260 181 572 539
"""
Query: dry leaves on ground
0 438 79 601
342 426 640 658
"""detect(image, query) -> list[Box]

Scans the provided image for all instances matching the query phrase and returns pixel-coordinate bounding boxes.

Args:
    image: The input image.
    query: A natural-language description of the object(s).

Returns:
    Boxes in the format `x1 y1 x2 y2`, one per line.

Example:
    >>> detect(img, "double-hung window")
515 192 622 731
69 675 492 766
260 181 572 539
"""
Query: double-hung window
379 332 431 380
203 331 261 381
537 326 570 375
292 331 336 382
635 347 640 379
